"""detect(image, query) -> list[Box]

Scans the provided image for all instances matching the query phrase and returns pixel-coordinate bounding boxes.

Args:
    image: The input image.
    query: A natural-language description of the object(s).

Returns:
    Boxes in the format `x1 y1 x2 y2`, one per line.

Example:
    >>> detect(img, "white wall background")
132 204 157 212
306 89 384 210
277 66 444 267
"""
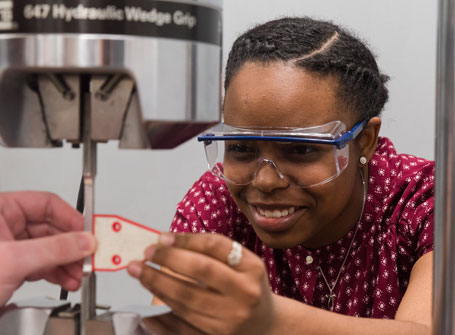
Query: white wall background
5 0 437 309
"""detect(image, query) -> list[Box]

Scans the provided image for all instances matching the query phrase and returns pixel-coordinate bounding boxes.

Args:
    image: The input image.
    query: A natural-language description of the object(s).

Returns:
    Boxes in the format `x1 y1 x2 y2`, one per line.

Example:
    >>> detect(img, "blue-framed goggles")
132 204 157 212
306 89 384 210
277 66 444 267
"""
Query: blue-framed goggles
197 120 368 188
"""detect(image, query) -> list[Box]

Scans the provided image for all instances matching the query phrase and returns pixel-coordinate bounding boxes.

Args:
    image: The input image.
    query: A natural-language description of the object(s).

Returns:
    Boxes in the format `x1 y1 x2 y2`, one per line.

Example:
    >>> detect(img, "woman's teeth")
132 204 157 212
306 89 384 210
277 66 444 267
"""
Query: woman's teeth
257 207 295 218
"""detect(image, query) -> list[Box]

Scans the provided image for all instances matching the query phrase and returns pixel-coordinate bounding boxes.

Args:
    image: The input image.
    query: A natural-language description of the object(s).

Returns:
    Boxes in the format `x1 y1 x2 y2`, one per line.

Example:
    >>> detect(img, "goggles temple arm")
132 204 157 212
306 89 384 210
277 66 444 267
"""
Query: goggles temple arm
335 119 368 149
198 119 369 148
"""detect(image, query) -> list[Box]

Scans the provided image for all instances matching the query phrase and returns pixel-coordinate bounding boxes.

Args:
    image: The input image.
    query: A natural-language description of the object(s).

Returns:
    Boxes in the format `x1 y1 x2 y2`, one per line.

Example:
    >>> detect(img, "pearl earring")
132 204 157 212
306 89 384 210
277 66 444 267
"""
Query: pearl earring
360 156 367 165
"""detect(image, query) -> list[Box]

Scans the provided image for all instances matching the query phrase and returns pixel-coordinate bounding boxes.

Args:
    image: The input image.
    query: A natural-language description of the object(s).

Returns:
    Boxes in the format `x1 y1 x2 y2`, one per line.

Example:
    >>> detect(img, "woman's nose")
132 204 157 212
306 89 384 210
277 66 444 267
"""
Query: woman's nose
251 159 289 192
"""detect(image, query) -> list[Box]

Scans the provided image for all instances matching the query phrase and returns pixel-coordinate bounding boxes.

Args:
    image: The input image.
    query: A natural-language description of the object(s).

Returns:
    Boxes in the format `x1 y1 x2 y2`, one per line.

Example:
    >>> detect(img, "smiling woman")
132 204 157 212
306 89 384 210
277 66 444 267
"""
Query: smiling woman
128 17 434 335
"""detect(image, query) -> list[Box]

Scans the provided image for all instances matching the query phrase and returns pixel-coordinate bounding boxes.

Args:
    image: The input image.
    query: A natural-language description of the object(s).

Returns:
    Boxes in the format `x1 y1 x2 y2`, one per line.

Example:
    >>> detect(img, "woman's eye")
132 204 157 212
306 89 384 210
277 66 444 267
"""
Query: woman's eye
287 145 317 155
226 143 255 153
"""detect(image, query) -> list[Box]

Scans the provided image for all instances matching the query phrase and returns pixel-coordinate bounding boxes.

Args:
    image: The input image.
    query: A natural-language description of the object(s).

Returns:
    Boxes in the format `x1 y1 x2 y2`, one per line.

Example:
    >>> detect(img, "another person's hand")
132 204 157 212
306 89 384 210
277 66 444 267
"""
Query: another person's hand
128 233 276 335
0 191 97 306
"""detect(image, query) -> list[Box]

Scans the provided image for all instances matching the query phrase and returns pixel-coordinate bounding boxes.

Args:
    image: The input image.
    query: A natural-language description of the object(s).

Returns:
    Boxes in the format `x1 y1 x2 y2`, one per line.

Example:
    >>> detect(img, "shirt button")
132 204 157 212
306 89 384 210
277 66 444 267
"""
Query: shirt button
305 255 313 265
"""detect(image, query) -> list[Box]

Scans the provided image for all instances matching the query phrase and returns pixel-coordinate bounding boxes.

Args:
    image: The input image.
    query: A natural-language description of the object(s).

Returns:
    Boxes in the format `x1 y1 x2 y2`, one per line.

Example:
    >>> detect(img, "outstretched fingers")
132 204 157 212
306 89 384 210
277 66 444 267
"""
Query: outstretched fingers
5 232 96 283
0 192 84 238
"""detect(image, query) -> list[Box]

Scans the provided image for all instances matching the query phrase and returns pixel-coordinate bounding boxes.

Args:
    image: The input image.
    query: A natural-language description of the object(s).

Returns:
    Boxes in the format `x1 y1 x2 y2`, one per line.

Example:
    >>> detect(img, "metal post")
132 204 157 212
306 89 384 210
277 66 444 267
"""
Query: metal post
434 0 455 333
80 85 97 335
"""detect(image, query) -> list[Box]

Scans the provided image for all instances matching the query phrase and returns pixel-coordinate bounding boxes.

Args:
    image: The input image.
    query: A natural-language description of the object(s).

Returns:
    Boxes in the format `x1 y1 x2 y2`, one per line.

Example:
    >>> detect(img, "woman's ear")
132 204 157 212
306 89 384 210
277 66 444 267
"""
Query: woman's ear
357 117 381 165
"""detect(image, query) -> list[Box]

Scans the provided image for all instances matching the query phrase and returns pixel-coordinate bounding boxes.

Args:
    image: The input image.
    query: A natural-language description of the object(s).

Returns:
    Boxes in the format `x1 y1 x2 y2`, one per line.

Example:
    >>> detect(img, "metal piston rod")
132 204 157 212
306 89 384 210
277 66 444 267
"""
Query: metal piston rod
434 0 455 333
81 80 97 334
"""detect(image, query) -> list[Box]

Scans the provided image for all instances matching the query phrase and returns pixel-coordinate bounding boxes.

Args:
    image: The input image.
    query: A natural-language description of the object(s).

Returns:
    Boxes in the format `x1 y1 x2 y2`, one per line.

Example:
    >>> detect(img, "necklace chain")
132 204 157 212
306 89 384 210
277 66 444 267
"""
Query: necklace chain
318 171 367 311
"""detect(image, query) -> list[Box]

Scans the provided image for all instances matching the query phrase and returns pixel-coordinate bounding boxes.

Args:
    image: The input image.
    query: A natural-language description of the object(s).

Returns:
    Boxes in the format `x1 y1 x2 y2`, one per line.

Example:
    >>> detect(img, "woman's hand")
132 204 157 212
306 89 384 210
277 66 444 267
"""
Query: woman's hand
0 191 97 306
128 233 276 335
142 312 209 335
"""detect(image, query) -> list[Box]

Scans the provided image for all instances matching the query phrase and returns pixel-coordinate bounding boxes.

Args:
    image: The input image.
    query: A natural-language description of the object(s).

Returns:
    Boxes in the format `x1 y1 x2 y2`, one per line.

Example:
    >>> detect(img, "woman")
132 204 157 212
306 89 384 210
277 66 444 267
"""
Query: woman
128 17 433 334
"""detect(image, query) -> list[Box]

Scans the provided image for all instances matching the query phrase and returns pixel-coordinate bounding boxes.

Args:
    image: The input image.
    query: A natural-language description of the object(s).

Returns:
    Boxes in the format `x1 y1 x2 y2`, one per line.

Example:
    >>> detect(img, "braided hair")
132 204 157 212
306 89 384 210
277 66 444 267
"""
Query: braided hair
225 17 389 120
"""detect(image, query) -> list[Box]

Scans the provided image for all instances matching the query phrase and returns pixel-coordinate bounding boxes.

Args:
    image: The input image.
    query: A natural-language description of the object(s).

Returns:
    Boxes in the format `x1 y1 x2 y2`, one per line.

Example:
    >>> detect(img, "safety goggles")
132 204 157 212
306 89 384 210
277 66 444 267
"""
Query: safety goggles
197 119 367 188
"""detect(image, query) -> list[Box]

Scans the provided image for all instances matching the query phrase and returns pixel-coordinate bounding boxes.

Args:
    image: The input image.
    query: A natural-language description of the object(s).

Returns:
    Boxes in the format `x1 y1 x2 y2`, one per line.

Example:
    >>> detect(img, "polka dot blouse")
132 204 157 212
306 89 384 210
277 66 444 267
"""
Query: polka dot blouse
170 137 434 318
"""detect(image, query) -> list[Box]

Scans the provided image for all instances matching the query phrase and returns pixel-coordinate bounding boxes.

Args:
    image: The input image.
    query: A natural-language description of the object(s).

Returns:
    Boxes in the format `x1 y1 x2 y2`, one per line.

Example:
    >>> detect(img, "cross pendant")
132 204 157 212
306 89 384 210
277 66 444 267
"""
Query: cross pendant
326 292 336 311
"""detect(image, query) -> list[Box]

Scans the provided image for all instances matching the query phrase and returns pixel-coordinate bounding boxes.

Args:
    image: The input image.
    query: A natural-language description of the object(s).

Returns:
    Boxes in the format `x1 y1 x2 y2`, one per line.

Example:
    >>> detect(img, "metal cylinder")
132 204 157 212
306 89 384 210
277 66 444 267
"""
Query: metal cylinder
434 0 455 333
0 0 222 149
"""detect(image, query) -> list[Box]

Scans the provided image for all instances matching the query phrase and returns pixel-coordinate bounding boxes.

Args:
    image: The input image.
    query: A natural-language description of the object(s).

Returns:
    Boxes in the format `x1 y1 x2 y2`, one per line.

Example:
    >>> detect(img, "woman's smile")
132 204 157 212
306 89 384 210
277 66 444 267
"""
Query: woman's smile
248 203 307 233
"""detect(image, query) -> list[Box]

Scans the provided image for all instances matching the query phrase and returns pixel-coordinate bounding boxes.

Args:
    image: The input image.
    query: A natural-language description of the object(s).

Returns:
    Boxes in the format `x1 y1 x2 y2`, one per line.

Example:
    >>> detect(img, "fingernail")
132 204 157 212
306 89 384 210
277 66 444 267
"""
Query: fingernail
159 233 175 246
128 262 142 278
145 246 156 259
78 232 95 252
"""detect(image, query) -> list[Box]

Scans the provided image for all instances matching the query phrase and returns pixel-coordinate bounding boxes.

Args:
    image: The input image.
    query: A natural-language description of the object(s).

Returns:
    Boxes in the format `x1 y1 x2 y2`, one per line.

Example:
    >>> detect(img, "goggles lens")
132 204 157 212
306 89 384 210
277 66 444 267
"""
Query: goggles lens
199 120 366 188
205 140 349 188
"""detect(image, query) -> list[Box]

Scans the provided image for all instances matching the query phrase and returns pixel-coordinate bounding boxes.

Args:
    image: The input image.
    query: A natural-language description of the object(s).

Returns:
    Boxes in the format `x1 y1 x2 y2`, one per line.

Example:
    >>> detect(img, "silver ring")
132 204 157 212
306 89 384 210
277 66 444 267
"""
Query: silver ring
227 241 243 267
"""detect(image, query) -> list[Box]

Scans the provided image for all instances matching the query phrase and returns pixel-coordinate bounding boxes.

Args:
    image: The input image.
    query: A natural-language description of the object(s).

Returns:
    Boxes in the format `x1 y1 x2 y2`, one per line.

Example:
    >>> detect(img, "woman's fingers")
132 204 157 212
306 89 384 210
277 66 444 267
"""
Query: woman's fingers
129 261 224 318
141 244 244 293
149 233 261 273
136 233 266 297
128 233 274 335
130 262 239 333
143 233 266 295
142 312 208 335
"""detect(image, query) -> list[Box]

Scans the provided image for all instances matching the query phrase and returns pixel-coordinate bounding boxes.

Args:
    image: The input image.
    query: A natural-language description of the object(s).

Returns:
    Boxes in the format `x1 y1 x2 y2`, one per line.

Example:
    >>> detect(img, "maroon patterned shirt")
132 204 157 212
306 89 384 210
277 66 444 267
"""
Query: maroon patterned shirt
170 137 434 318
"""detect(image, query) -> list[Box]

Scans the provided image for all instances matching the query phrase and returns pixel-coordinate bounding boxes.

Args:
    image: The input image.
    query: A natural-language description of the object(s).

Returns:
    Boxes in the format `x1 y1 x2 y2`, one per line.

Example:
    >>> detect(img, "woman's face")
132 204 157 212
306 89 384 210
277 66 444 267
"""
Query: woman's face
223 62 366 249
